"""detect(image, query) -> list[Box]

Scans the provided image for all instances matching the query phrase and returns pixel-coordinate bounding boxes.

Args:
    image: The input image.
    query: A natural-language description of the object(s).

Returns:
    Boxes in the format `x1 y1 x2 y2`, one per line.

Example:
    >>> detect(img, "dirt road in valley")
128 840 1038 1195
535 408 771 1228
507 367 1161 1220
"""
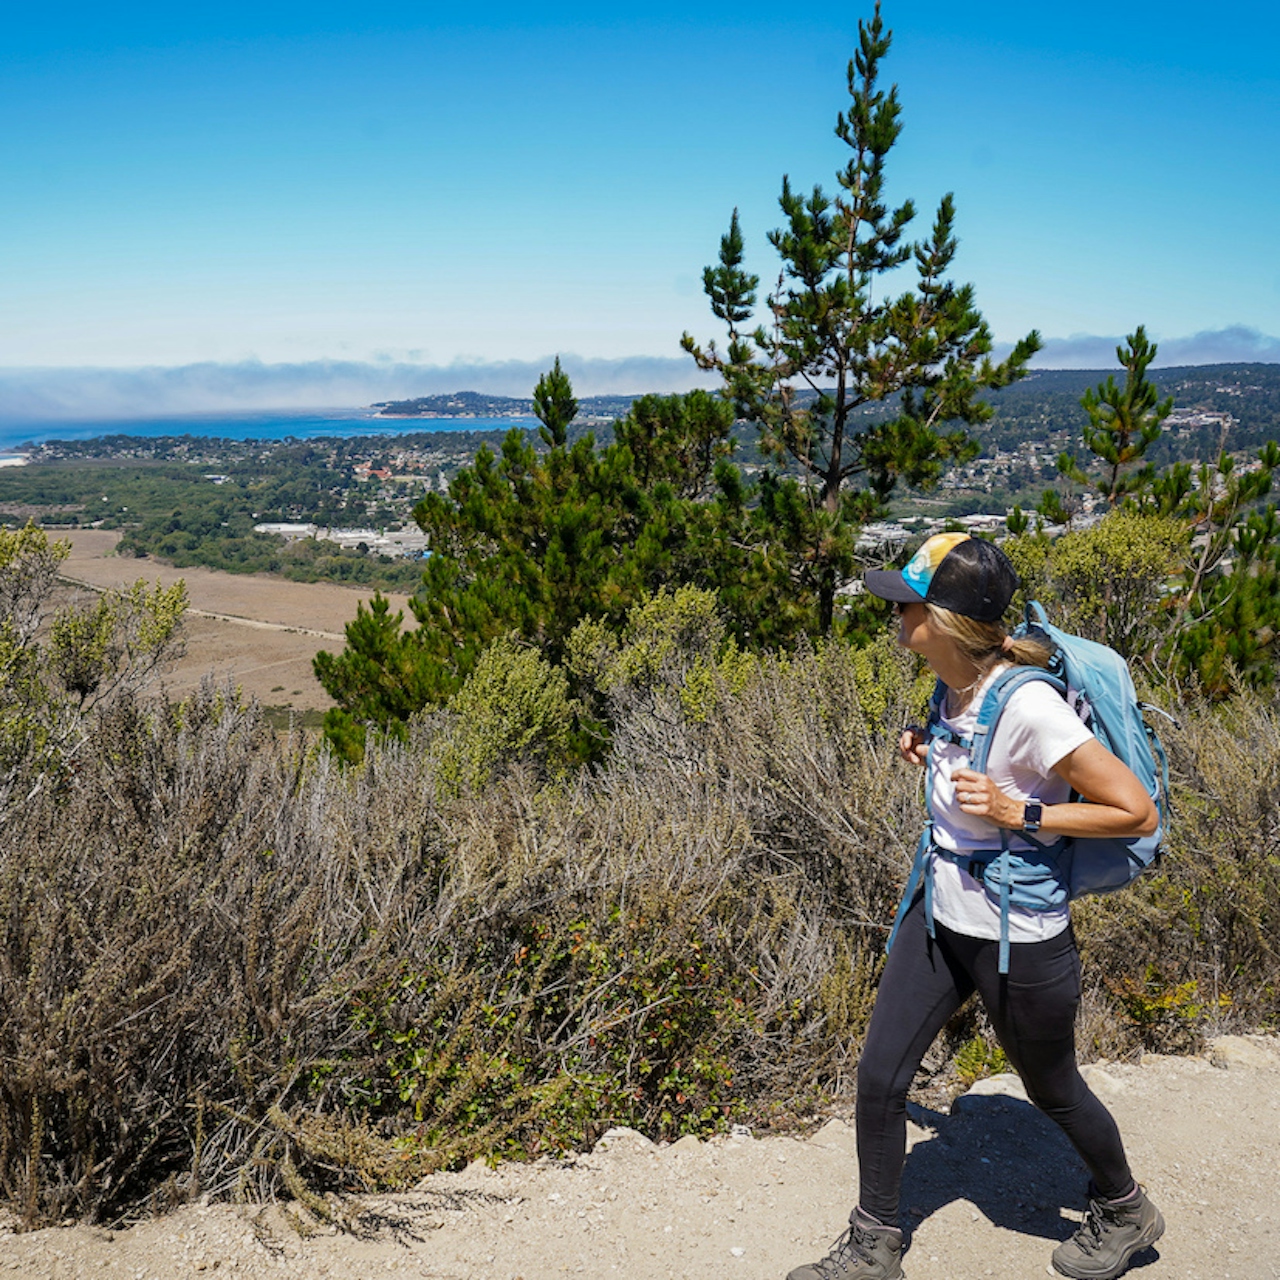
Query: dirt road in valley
0 1036 1277 1279
49 528 414 713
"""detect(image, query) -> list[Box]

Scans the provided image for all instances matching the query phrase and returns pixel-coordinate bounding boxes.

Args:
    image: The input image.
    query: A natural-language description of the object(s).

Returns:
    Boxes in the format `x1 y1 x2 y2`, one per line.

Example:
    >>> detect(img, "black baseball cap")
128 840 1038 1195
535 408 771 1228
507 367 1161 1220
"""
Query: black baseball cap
864 532 1018 623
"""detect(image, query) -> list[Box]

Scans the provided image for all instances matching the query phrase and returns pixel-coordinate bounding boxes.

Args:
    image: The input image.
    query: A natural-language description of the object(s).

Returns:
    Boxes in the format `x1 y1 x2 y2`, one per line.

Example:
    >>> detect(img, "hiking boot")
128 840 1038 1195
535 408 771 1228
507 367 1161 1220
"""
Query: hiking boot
786 1207 905 1280
1052 1184 1165 1279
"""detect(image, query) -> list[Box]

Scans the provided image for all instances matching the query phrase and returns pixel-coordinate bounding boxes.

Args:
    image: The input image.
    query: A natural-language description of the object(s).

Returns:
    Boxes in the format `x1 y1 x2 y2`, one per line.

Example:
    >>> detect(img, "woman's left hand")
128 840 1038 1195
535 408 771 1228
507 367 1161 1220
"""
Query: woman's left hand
950 767 1023 829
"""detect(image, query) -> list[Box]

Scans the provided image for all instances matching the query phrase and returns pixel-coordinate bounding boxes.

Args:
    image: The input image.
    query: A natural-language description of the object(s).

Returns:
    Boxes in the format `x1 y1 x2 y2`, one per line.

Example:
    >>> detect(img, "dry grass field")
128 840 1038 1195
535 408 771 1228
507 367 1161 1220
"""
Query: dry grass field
49 528 414 718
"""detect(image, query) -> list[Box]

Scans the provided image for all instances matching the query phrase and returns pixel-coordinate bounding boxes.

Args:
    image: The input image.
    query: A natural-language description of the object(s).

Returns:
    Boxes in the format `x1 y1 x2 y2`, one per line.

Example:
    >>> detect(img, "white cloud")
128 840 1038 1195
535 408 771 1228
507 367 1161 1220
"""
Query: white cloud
1151 326 1280 366
2 329 1276 422
1028 325 1280 370
0 356 717 422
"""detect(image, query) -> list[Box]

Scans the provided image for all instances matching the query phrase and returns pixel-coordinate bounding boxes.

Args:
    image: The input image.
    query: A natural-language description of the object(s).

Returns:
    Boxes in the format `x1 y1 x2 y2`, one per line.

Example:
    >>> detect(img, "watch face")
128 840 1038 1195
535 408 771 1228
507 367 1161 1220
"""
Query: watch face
1024 802 1043 831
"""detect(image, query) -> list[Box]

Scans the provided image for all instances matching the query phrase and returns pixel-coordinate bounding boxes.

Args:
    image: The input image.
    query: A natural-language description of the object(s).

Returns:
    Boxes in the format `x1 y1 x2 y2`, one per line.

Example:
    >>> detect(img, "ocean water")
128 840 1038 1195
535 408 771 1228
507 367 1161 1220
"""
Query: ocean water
0 410 543 453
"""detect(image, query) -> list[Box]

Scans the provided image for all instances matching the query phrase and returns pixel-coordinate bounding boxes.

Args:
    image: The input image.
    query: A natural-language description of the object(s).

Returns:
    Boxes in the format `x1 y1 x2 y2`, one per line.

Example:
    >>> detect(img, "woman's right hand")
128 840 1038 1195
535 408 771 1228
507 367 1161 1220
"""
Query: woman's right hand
899 725 928 766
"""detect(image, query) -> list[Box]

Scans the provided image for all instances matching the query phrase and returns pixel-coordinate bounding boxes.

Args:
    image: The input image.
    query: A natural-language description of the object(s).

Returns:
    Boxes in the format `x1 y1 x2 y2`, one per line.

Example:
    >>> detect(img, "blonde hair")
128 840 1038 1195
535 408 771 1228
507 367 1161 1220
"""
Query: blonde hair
923 603 1054 673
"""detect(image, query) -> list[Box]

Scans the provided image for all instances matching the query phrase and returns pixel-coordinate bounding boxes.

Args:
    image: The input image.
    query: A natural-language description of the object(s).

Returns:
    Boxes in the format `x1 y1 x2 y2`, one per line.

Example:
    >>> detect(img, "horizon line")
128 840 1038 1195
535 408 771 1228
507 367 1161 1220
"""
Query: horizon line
2 327 1278 423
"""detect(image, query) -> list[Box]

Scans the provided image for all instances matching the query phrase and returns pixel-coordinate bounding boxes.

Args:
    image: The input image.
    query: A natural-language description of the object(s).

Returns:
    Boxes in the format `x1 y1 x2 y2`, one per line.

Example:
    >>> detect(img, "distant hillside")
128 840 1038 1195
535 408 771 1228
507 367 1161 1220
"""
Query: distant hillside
371 363 1279 466
976 363 1280 459
372 391 639 422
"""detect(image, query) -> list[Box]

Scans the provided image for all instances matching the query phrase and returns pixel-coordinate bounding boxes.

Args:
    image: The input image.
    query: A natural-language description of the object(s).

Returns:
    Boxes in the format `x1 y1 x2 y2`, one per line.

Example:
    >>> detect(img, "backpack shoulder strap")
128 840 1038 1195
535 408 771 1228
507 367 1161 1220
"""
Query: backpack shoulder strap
924 677 966 750
916 661 1071 977
968 664 1066 775
1025 599 1052 630
969 661 1068 974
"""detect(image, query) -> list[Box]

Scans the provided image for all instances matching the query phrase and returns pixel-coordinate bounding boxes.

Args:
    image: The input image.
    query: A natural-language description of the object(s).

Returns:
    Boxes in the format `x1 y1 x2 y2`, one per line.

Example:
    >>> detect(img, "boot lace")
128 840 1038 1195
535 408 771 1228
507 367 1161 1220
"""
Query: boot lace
812 1219 880 1278
1067 1198 1123 1258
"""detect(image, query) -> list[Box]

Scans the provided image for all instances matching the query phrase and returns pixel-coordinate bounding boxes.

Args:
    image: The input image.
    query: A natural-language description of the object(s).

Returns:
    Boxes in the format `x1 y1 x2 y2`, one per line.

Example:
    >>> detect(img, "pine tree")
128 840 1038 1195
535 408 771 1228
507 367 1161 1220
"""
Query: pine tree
682 3 1040 632
1154 438 1279 690
533 355 577 448
1058 325 1173 510
313 367 744 758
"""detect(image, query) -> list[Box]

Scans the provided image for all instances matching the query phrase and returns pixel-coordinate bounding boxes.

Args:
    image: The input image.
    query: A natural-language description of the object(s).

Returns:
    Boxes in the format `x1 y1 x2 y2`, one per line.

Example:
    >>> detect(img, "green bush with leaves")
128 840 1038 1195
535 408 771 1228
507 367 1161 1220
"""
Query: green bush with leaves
953 1035 1011 1088
1005 509 1187 662
438 636 577 791
0 523 186 818
358 907 761 1161
567 584 755 734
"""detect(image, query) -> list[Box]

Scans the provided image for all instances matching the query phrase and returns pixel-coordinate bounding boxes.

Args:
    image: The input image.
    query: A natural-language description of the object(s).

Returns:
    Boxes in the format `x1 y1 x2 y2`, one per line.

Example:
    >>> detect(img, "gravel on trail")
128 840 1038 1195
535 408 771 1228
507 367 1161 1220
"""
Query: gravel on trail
2 1035 1277 1280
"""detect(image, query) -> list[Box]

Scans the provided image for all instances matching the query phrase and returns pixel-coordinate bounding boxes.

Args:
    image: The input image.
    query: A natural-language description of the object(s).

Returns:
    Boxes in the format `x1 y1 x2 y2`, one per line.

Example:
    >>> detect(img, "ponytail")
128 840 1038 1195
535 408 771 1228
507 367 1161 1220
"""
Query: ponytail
1004 632 1055 668
924 604 1054 672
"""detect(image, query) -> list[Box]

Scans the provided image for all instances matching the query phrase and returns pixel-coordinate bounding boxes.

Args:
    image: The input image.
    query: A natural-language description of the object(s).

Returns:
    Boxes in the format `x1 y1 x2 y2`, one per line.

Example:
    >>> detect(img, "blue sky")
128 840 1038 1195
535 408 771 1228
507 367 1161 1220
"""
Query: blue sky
3 1 1279 413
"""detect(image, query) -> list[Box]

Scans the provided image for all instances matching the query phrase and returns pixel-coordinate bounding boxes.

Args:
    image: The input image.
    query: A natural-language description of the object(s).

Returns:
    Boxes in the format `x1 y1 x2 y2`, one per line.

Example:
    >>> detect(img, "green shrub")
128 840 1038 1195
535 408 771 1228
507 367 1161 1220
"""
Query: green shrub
358 907 760 1160
439 635 576 790
1005 509 1187 661
1107 967 1229 1055
953 1035 1011 1088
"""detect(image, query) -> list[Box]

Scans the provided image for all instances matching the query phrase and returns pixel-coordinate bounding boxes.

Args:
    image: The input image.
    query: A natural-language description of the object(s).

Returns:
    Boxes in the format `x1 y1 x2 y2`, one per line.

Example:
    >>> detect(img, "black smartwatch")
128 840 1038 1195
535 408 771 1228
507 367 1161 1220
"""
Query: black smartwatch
1022 800 1044 834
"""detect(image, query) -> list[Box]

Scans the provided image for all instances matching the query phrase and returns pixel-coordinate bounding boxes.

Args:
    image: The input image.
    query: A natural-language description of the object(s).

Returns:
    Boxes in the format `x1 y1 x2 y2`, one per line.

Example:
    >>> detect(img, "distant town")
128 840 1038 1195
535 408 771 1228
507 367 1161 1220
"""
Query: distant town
1 363 1275 591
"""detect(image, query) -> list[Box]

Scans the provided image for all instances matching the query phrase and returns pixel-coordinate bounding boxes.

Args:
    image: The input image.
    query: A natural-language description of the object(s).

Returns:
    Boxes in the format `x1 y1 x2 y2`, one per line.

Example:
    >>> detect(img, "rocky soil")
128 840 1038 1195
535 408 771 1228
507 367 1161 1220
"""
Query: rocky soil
2 1035 1277 1280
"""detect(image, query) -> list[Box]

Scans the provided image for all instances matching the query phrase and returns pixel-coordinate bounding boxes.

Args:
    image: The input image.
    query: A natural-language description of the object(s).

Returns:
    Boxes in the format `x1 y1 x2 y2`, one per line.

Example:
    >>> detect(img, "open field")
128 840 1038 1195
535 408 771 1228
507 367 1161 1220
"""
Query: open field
48 528 414 716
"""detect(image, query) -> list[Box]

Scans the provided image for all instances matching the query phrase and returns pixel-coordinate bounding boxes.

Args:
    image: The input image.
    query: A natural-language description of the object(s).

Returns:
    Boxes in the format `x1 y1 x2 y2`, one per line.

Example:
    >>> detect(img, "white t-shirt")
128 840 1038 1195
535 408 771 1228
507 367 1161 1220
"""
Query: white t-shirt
927 664 1093 942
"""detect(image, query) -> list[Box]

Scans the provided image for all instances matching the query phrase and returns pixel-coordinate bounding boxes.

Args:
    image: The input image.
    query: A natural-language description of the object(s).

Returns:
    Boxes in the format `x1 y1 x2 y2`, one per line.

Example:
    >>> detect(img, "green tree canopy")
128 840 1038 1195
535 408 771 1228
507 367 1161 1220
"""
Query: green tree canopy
682 1 1041 630
313 376 746 759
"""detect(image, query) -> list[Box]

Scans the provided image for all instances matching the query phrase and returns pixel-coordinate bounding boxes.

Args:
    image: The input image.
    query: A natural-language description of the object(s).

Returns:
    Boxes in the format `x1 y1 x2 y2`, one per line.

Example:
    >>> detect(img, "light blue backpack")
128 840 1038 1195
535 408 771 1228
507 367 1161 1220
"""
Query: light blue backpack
888 601 1171 972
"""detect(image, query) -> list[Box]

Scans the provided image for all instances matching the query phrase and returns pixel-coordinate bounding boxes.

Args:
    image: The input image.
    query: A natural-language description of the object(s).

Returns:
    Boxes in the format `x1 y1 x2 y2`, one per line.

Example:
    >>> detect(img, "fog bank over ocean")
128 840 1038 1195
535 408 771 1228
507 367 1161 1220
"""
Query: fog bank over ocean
1 328 1276 426
1035 325 1280 369
0 356 718 424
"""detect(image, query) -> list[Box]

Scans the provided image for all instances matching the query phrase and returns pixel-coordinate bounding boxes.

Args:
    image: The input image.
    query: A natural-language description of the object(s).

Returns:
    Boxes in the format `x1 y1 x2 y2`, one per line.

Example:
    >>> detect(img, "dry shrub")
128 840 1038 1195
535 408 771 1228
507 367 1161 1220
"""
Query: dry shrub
1072 686 1280 1055
0 633 929 1225
4 625 1276 1228
0 685 415 1223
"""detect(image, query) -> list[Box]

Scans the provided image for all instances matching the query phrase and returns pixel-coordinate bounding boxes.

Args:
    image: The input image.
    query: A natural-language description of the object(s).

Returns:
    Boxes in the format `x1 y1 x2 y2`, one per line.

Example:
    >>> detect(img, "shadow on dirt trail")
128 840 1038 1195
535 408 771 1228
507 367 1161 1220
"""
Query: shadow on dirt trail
900 1094 1163 1271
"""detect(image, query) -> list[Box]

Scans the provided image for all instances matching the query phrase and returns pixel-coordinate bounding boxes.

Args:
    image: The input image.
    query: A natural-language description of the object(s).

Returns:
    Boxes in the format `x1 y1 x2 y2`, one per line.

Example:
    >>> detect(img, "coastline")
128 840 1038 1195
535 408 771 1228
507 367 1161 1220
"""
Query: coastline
0 410 540 451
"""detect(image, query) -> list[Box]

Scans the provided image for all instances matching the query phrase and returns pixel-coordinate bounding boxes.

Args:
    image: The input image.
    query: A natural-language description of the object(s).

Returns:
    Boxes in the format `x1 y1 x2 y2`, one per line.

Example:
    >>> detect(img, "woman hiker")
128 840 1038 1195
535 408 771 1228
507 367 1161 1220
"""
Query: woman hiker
786 533 1165 1280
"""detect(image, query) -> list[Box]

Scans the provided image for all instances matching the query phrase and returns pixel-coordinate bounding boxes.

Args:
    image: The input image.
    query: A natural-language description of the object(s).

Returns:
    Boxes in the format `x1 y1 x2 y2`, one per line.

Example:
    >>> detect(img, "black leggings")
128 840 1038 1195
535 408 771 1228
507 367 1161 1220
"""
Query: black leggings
855 893 1133 1224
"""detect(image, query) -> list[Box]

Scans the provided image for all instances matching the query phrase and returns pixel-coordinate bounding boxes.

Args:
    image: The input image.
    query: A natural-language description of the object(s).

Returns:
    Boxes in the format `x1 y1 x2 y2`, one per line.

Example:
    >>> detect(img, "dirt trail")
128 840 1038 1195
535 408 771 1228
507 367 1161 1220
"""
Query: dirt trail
49 528 413 712
2 1036 1276 1280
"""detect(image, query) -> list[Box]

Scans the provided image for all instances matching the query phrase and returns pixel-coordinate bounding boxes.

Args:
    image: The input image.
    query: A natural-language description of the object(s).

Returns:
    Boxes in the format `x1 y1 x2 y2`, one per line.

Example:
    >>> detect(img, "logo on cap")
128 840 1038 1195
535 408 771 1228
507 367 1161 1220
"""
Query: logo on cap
901 532 970 600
